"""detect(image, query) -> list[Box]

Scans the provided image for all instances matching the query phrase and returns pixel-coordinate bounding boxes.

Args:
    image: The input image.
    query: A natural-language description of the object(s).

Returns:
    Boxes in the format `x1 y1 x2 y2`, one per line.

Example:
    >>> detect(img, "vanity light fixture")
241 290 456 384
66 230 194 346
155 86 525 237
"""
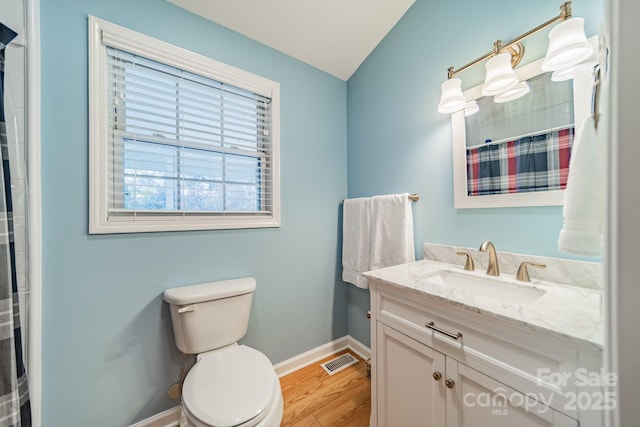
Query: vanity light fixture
438 1 591 114
481 52 519 96
541 17 593 71
437 78 467 114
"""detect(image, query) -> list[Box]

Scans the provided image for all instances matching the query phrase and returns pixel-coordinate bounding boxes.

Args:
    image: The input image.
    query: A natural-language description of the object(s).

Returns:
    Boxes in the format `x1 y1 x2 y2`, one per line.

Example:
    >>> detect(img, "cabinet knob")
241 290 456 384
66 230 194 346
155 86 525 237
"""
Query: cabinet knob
432 371 442 381
445 378 455 389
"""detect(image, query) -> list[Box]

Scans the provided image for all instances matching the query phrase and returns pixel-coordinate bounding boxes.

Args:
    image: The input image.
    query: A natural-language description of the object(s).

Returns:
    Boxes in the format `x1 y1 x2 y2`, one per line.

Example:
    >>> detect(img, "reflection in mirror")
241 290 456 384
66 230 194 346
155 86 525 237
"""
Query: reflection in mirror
465 73 574 197
465 73 573 148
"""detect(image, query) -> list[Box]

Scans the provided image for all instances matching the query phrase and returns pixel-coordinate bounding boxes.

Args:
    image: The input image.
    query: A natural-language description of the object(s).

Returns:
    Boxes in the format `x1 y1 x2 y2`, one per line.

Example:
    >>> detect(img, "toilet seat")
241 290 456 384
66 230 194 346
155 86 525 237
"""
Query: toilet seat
182 345 277 427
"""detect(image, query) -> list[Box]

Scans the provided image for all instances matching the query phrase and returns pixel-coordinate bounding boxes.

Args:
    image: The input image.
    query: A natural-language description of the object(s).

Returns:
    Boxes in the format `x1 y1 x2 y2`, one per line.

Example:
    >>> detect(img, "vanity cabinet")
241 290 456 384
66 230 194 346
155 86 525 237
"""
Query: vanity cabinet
377 324 444 426
369 281 603 427
377 324 577 426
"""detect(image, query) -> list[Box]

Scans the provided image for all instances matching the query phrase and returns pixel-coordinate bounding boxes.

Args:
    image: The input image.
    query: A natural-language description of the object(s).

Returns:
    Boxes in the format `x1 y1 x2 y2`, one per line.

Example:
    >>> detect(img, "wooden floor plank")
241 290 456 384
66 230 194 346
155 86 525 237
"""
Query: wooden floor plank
279 350 371 427
286 414 322 427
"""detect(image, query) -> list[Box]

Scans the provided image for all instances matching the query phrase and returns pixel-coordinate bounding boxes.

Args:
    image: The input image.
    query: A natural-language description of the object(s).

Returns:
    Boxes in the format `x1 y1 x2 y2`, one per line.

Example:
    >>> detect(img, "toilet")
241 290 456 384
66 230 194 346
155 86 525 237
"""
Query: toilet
164 277 284 427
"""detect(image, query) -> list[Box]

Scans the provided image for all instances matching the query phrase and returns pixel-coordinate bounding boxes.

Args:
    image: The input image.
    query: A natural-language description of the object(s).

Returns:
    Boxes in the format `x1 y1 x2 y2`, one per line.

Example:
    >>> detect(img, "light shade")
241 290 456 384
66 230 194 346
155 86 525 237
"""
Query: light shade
464 100 479 117
482 53 519 96
438 78 466 114
494 81 530 103
541 18 593 71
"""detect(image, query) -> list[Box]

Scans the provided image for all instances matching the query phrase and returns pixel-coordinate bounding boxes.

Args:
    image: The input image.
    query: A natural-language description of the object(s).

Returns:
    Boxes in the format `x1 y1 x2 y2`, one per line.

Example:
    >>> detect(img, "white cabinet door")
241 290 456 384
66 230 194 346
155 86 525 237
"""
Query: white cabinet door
446 359 578 427
376 323 446 427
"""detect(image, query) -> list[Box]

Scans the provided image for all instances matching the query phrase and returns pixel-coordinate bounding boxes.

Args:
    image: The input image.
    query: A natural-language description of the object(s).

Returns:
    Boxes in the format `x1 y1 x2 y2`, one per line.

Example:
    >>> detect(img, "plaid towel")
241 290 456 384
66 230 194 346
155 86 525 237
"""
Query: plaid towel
467 127 574 196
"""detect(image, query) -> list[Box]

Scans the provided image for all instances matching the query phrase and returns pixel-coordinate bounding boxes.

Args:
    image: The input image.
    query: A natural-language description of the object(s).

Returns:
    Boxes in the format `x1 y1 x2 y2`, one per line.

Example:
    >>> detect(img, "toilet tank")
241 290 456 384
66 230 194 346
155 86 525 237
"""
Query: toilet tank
163 277 256 354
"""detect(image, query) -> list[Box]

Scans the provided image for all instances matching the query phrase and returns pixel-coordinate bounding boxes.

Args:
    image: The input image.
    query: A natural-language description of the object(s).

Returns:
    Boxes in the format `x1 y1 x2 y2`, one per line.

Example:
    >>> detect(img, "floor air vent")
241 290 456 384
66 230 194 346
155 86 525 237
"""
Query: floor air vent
320 353 358 375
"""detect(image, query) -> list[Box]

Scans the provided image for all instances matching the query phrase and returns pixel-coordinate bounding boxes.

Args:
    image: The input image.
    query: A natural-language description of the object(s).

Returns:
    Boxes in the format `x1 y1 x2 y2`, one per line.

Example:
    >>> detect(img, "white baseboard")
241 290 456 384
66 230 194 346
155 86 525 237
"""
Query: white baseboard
129 405 181 427
345 335 371 361
273 334 370 377
131 335 370 426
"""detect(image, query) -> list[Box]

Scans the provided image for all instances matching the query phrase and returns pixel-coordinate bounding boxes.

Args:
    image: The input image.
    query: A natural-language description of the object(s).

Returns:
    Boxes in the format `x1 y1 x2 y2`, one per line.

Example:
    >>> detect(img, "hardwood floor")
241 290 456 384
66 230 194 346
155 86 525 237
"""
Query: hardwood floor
279 350 371 426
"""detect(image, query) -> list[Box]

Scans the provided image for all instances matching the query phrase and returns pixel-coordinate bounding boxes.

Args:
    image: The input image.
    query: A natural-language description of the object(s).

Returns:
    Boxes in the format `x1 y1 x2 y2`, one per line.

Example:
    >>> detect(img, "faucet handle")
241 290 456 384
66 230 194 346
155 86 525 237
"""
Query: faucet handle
456 251 475 271
516 262 547 282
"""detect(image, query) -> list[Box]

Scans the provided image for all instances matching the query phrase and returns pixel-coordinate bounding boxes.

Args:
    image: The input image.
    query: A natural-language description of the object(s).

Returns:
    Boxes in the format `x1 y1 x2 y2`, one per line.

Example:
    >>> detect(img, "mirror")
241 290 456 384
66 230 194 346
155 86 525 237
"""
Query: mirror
465 74 573 150
451 37 598 209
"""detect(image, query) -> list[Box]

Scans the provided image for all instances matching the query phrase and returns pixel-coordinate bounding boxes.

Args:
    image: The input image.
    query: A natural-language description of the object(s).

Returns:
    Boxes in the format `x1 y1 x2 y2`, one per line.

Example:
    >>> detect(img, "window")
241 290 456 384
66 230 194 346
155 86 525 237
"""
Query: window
89 17 280 233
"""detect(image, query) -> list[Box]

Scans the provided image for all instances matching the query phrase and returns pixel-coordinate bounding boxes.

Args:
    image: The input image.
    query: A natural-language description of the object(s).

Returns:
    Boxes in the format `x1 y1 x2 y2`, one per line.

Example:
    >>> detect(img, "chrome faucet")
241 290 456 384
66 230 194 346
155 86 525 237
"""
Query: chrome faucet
479 241 500 276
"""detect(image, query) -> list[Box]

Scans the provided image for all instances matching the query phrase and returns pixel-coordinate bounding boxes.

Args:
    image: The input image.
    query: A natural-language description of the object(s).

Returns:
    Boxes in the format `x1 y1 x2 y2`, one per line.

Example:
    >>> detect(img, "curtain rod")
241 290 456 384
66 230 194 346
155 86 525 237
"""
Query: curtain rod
466 124 575 150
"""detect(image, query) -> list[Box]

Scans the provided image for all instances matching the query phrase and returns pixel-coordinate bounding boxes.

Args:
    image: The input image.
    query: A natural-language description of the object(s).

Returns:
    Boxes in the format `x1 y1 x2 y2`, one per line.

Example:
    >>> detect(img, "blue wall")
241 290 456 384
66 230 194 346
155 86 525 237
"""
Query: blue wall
40 1 347 425
346 0 604 346
39 0 607 424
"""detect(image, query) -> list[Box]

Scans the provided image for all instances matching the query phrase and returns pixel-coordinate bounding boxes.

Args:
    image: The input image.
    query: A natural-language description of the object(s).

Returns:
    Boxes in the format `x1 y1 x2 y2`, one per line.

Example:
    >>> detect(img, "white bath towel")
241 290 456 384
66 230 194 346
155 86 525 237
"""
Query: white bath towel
342 197 372 289
558 115 604 255
369 194 416 270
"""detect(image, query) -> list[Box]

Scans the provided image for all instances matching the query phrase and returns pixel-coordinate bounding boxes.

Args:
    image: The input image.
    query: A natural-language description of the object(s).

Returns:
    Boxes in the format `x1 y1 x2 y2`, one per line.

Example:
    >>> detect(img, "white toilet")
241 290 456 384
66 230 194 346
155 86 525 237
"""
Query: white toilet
164 277 284 427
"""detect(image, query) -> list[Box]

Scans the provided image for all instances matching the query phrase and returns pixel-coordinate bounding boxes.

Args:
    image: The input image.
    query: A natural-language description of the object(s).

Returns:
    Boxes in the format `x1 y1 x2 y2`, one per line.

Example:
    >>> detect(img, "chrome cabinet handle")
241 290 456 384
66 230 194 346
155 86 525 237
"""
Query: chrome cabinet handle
425 321 462 340
433 371 442 381
445 378 456 389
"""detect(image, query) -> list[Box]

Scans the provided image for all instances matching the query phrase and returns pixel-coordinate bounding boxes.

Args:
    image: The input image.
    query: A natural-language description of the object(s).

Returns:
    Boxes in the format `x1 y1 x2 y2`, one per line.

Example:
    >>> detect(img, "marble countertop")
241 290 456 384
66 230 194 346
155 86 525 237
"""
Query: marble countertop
364 259 604 351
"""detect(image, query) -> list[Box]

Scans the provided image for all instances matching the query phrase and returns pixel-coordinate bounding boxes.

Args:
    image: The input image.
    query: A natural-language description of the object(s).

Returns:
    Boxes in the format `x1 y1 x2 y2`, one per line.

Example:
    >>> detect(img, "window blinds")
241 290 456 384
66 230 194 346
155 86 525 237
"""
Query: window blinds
105 46 273 216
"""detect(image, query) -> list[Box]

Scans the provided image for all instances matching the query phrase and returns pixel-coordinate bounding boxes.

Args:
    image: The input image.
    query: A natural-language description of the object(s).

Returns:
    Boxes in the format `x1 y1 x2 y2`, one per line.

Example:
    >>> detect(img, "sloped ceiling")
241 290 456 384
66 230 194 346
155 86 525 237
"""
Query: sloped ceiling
167 0 416 80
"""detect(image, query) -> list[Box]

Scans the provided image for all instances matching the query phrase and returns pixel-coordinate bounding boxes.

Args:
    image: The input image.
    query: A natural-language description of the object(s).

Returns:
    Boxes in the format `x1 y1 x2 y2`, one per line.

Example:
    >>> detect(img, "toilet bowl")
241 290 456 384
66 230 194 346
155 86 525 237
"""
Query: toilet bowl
163 278 284 427
181 345 283 427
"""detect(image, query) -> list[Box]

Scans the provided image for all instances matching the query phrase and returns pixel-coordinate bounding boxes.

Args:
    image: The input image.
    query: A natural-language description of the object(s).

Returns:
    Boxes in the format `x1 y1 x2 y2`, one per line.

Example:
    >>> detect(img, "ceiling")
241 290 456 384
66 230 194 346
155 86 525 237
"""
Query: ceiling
167 0 416 80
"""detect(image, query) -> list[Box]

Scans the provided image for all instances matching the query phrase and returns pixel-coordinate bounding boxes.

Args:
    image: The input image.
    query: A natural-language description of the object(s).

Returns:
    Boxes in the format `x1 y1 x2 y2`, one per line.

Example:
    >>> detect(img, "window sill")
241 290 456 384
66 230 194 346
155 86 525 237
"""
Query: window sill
89 214 280 234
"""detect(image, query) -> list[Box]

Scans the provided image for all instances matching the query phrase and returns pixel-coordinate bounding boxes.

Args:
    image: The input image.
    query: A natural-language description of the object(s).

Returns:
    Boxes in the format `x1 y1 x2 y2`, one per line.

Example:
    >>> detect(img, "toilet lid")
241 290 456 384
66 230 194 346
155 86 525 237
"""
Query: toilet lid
182 345 276 427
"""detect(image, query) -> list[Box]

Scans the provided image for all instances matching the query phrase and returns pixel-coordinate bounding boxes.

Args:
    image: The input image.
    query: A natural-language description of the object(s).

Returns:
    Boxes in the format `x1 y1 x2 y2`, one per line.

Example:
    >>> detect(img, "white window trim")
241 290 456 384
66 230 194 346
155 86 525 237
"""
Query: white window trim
88 16 280 234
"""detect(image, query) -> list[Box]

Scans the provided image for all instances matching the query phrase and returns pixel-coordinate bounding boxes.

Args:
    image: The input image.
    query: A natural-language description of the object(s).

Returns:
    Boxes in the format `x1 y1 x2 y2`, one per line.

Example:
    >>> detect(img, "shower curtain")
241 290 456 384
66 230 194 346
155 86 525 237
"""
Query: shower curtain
0 22 31 427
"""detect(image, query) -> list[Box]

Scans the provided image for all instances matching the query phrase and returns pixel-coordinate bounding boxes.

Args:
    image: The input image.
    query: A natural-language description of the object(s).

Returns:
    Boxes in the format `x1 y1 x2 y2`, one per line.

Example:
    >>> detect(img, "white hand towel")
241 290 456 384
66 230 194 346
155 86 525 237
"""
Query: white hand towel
370 194 416 270
342 197 372 289
558 115 604 255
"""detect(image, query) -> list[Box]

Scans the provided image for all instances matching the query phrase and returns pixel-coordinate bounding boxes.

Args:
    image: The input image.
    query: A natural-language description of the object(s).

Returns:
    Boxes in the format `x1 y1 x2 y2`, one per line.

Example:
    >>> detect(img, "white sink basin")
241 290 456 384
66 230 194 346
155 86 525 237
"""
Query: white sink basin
421 270 546 305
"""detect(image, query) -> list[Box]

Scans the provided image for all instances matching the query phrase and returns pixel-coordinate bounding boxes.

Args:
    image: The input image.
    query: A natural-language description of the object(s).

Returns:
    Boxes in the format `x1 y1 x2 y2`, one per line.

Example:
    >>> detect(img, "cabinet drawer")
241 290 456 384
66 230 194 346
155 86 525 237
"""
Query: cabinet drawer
375 286 581 416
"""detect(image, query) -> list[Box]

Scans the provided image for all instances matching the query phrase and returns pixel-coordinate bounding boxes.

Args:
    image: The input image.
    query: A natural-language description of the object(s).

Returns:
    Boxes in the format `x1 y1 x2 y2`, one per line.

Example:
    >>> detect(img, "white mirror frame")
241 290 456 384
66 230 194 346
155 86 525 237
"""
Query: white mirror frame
452 36 598 209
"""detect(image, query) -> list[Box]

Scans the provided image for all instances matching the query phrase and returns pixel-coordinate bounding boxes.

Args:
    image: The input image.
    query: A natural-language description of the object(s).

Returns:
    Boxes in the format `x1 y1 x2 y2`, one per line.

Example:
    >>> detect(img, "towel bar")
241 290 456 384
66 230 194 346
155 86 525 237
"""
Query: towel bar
341 193 419 203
